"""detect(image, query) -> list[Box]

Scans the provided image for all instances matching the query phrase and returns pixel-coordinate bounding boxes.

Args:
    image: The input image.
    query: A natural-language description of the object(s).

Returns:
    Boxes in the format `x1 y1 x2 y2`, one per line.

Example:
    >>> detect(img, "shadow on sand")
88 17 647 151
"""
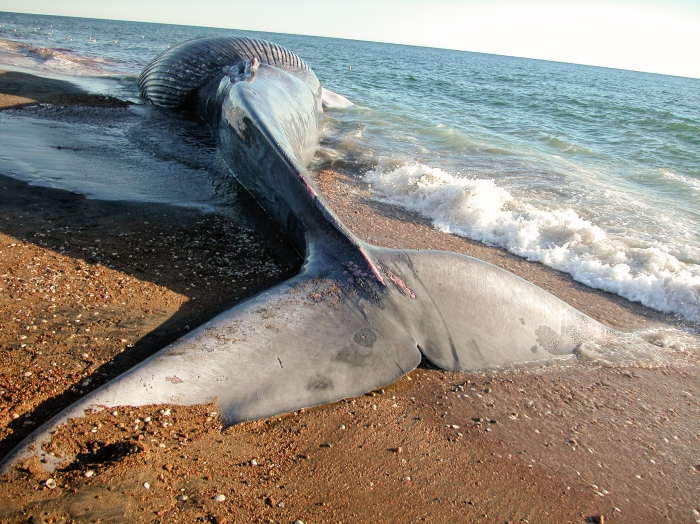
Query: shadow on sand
0 172 302 458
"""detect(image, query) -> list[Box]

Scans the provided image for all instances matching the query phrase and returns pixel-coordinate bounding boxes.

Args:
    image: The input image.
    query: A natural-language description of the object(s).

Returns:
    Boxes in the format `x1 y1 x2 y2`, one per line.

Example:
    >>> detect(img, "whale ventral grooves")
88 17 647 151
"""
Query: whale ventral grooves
139 36 311 109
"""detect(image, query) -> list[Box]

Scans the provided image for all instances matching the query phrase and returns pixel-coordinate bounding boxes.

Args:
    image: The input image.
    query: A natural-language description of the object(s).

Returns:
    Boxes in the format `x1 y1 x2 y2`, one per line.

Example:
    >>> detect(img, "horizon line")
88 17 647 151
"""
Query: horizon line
2 9 699 81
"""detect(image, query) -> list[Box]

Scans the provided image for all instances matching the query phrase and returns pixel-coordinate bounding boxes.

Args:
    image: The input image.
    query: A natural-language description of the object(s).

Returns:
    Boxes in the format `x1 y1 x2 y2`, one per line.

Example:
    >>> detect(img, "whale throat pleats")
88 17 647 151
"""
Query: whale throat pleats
138 36 312 108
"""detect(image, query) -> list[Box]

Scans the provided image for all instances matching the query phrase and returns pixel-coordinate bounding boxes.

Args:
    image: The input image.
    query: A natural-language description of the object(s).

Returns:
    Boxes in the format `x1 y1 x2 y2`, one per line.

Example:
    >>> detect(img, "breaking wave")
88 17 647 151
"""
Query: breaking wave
366 163 700 323
0 38 129 76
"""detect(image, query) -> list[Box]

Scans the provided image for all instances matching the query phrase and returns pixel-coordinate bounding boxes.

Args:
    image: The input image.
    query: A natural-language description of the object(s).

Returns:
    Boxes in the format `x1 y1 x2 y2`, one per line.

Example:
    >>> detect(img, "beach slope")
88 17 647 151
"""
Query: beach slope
0 72 698 524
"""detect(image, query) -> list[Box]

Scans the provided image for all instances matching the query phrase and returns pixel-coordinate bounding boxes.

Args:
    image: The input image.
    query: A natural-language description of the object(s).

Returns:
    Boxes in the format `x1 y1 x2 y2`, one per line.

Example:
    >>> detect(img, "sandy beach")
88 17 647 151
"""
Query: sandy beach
0 71 699 524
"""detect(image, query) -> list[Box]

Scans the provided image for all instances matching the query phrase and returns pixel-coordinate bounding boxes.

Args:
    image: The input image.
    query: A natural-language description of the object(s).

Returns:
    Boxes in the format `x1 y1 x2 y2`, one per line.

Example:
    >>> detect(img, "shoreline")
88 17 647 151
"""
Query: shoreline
0 70 699 523
316 169 686 333
0 69 130 110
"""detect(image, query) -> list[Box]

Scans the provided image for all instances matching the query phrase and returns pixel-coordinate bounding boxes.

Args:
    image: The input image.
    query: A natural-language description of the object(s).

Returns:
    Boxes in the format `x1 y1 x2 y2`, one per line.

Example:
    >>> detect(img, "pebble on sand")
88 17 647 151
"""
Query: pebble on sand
213 494 226 502
143 482 150 489
45 478 57 489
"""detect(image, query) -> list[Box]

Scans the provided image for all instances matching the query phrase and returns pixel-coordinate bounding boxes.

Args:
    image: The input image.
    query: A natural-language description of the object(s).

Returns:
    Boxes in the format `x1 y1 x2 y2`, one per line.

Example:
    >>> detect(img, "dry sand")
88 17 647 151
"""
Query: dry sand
0 71 699 524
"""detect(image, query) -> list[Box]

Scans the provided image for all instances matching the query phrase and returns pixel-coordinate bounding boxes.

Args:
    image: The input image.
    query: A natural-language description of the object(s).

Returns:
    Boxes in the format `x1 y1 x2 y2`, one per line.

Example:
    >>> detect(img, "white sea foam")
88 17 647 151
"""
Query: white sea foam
660 169 700 191
0 38 130 77
366 163 700 323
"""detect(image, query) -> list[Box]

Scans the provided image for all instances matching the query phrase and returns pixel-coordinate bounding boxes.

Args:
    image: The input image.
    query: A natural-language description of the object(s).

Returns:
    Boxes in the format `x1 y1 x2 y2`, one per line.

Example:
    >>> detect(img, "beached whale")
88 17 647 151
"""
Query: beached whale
0 37 613 472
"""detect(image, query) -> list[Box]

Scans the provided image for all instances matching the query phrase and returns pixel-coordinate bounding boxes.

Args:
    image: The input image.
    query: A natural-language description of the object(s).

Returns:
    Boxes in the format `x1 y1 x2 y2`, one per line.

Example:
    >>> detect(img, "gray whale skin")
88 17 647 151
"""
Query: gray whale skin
1 37 612 472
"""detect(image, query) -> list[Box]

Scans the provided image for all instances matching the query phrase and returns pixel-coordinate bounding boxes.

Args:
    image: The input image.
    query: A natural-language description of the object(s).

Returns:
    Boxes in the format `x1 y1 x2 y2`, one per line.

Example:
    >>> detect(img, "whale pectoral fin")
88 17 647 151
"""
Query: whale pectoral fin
372 248 612 371
0 274 421 472
321 87 354 109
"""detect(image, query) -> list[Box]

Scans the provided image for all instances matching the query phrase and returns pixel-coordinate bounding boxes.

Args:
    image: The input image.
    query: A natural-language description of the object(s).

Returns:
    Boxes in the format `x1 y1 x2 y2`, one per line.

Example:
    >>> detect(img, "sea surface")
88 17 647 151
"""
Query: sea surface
1 11 699 325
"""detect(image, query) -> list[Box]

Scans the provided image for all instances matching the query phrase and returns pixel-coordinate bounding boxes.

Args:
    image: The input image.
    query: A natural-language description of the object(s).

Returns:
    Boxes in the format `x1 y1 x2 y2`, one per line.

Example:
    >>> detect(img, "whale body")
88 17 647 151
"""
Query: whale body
0 37 613 472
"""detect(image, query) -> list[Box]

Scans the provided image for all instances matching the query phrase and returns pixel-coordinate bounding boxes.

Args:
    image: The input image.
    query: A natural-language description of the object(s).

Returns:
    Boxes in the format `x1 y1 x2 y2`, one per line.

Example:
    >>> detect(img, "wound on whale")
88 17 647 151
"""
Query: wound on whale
0 37 615 472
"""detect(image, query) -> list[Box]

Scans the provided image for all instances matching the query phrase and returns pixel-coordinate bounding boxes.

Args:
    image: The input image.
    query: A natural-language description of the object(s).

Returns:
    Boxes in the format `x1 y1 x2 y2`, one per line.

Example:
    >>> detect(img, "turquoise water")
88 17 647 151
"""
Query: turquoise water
1 11 699 323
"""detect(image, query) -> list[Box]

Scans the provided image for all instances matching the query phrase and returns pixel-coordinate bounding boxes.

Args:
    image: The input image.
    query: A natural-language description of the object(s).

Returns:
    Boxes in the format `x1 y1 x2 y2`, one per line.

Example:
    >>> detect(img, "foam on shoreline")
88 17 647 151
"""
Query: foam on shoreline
365 163 700 324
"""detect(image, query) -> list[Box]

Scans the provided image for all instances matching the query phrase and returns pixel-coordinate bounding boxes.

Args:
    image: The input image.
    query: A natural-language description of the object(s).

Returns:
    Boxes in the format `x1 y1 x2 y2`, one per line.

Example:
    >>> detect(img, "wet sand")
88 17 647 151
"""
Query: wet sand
0 71 699 524
0 70 129 110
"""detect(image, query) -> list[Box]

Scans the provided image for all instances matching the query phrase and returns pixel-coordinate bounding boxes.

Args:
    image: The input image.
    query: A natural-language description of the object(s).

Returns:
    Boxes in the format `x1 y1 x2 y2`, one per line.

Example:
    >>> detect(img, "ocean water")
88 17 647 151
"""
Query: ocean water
1 11 699 325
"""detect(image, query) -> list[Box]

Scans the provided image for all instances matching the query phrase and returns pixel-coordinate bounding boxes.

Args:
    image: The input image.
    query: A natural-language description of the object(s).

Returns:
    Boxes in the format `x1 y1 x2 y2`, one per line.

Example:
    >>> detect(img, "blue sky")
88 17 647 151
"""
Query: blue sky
2 0 699 78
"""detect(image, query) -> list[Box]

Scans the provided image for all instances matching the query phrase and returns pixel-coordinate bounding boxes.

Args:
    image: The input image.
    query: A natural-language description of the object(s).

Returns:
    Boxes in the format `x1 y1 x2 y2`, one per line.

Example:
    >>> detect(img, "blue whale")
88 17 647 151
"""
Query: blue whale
1 37 613 472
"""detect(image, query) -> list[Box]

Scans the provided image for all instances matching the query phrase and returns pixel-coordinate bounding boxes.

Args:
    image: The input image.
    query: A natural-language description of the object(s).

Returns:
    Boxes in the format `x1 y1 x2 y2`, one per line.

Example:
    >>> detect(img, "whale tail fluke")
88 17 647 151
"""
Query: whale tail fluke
368 246 613 371
0 244 614 473
0 270 423 473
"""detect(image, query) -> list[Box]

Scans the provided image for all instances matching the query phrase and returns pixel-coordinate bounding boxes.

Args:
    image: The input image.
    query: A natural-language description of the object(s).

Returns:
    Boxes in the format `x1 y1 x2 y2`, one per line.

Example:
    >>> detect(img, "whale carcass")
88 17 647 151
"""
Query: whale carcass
0 37 612 472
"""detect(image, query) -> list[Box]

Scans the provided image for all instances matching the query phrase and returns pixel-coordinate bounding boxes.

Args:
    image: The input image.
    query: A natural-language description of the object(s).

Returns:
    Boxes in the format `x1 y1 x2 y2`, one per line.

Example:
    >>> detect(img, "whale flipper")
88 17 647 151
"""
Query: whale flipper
321 87 354 109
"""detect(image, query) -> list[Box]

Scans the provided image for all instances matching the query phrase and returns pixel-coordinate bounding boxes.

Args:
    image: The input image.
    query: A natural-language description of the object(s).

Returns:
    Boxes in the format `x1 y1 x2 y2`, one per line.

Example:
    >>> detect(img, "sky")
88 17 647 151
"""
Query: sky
1 0 699 78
